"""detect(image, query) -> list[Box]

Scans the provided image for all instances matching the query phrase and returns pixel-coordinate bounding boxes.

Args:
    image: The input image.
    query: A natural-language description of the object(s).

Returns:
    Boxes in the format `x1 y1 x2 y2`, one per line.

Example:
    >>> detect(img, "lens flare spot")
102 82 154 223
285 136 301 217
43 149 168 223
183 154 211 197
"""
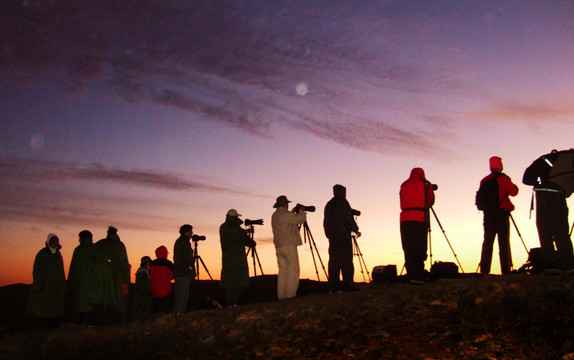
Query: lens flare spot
30 133 45 150
295 82 309 96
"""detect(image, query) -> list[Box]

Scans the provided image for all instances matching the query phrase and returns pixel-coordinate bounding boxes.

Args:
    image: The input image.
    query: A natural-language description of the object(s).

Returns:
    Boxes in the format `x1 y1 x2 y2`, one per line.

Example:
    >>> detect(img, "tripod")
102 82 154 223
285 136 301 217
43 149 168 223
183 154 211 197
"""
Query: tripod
245 225 264 276
300 221 328 281
193 240 213 280
352 234 371 282
429 207 464 273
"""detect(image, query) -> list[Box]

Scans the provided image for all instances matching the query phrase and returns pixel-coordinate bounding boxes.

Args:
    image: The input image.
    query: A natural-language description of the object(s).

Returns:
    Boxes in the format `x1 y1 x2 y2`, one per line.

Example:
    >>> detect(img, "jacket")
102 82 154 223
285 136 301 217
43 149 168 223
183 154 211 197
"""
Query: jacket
323 184 359 240
173 235 195 279
25 235 66 318
150 245 174 298
67 240 97 312
219 215 256 288
92 230 130 308
480 172 519 212
272 207 306 248
400 168 435 223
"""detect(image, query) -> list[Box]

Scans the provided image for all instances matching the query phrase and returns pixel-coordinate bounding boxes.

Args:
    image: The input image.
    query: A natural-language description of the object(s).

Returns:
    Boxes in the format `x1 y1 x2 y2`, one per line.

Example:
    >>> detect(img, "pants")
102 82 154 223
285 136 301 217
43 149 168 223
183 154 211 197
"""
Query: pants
276 245 300 300
400 221 428 281
328 234 354 291
174 277 191 313
536 190 574 270
480 210 512 274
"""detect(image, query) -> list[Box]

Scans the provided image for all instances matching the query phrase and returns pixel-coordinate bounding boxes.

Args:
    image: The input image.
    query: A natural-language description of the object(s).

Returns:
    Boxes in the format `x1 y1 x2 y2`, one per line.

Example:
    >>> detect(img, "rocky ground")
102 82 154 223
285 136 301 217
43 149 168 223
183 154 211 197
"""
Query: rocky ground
2 272 574 360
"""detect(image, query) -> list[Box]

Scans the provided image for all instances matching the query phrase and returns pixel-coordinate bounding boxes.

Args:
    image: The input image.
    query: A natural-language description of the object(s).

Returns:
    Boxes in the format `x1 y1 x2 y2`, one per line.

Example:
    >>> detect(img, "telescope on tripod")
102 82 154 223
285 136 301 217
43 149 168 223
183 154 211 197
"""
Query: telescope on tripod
192 234 213 280
245 218 265 276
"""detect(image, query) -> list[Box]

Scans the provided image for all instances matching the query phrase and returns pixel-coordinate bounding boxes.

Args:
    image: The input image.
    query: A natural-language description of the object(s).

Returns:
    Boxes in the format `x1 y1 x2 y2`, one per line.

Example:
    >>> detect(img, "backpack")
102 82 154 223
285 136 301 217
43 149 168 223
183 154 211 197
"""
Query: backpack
475 174 501 211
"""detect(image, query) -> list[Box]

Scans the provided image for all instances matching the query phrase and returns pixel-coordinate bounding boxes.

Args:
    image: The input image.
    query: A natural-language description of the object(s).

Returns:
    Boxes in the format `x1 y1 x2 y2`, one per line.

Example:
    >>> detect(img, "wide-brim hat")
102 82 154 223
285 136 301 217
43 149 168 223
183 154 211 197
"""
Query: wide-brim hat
273 195 291 208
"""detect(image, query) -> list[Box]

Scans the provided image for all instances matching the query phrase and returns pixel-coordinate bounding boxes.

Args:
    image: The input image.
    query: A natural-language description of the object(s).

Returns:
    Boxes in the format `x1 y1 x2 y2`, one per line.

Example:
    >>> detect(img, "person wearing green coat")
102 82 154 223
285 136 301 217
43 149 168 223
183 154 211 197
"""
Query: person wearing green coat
67 230 97 325
25 233 66 329
219 209 256 307
93 226 130 325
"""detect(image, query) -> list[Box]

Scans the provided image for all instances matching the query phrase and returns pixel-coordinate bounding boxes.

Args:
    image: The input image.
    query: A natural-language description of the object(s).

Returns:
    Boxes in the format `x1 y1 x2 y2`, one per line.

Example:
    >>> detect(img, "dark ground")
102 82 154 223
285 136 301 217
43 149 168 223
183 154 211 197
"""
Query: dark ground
2 272 574 360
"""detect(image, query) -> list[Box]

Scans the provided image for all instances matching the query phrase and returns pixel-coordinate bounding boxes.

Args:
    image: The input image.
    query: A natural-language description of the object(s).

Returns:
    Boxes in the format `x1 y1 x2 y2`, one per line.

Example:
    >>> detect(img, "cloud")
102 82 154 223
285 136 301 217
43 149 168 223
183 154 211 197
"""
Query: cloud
0 157 247 192
0 0 481 154
472 99 574 123
0 157 258 227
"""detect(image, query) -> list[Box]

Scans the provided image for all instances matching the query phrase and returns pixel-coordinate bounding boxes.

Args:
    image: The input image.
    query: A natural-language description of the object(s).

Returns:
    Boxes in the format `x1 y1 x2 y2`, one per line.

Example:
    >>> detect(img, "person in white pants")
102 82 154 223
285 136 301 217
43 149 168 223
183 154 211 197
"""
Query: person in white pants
271 195 307 300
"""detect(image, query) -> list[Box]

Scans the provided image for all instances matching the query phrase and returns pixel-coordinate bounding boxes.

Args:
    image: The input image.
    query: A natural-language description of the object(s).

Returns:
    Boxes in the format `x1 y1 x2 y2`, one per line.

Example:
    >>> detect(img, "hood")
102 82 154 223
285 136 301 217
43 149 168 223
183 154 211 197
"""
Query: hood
155 245 168 259
410 167 426 180
46 233 61 254
333 184 346 198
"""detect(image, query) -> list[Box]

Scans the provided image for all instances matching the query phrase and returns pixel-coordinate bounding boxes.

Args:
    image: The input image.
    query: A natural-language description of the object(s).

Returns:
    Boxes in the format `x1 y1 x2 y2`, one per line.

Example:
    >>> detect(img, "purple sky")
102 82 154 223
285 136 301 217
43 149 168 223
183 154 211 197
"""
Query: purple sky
1 0 573 285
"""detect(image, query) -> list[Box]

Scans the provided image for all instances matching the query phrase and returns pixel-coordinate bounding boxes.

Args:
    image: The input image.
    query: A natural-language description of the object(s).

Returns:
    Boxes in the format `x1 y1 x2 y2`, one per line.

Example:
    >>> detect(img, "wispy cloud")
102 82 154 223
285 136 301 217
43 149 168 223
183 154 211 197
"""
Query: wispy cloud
0 0 470 155
0 157 258 227
0 158 247 193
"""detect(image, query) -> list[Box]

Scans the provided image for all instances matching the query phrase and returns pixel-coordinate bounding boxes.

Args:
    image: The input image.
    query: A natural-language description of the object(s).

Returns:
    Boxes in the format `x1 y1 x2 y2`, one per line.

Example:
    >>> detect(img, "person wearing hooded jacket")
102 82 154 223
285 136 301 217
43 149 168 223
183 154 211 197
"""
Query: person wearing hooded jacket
67 230 97 325
25 233 66 329
323 184 361 292
400 168 435 282
132 256 153 321
478 156 519 275
219 209 256 307
150 245 174 313
92 226 130 325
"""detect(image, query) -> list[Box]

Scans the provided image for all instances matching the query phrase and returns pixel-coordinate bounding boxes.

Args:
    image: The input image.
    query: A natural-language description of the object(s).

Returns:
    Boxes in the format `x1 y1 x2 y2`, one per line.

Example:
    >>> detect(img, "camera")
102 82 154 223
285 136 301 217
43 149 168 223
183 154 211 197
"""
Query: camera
295 204 316 212
192 234 206 242
351 209 361 216
245 219 264 226
424 180 438 191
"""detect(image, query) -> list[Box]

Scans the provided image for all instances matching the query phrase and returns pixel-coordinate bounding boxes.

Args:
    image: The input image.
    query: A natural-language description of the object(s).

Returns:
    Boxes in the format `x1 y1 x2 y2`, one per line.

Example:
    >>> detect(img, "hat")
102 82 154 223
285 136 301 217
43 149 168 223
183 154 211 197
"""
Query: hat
489 156 503 171
273 195 291 208
227 209 241 217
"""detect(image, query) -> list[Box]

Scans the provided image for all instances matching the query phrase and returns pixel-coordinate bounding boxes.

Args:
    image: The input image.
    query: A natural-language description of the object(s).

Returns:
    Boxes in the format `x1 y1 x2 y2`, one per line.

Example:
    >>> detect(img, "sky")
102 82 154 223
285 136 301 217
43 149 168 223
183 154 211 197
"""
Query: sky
1 0 573 286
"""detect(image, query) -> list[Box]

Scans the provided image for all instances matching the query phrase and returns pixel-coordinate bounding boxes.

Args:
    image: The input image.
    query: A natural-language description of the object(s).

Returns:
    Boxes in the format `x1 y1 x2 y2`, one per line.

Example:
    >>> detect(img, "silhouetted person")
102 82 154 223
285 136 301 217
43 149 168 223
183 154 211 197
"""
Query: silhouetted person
67 230 97 325
323 184 361 292
173 224 195 314
150 245 174 314
271 195 306 300
478 156 519 275
219 209 256 307
26 233 66 329
132 256 153 321
523 150 574 271
400 168 435 283
93 226 130 325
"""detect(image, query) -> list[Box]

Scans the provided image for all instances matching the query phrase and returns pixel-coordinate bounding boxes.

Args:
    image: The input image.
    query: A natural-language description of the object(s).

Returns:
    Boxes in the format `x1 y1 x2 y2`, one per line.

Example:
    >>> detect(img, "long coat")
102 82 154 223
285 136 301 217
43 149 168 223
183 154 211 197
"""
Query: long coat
132 266 152 321
26 243 66 319
67 241 97 312
219 215 256 288
93 234 130 309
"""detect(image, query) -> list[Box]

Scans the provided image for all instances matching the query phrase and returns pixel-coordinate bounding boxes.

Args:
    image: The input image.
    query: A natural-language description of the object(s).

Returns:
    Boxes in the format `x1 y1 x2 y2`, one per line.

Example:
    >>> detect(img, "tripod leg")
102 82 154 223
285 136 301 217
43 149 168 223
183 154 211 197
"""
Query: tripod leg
430 207 465 273
510 213 530 255
197 256 213 280
254 248 265 276
304 223 328 281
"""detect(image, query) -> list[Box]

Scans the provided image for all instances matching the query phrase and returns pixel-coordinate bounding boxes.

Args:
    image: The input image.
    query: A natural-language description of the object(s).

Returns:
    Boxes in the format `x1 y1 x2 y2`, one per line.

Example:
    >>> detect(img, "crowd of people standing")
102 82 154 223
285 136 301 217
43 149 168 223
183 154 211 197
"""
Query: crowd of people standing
25 149 574 328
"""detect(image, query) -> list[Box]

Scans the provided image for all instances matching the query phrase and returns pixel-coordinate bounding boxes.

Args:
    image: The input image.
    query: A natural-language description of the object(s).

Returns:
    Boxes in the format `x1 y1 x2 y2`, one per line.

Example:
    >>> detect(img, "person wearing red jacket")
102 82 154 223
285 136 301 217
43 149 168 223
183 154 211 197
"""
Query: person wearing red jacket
150 245 174 313
400 168 435 282
479 156 519 275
